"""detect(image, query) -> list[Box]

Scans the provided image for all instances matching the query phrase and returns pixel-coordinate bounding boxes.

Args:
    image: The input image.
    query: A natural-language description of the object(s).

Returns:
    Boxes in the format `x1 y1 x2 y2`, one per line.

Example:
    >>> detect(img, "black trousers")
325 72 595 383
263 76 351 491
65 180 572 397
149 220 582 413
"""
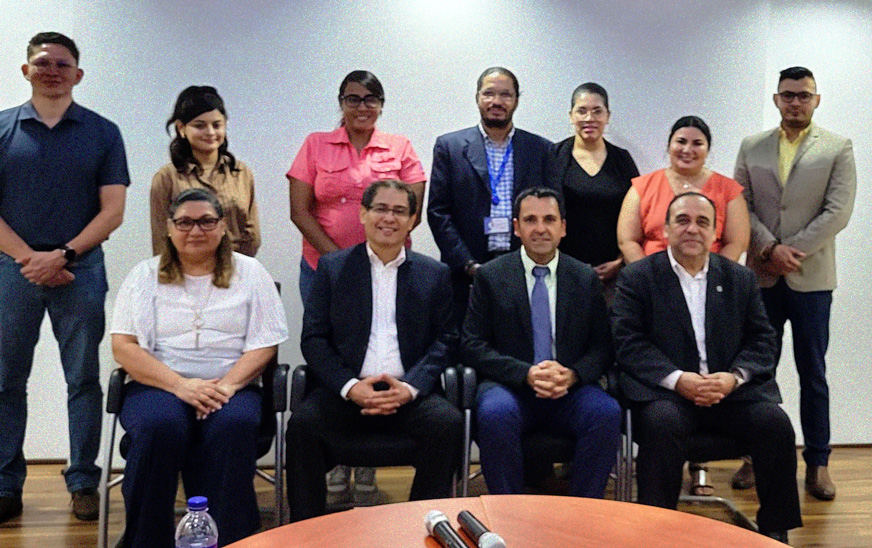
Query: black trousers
634 398 803 533
287 387 463 522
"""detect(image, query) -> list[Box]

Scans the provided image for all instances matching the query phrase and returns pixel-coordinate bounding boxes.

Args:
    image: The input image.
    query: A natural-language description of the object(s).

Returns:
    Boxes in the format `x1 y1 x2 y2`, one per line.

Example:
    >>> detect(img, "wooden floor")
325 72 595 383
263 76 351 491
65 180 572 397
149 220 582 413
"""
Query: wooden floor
2 447 870 547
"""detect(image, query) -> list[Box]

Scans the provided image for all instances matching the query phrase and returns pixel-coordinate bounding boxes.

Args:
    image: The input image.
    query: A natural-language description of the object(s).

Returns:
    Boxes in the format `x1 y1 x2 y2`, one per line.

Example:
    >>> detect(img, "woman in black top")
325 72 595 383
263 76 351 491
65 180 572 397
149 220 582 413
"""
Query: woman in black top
551 83 639 290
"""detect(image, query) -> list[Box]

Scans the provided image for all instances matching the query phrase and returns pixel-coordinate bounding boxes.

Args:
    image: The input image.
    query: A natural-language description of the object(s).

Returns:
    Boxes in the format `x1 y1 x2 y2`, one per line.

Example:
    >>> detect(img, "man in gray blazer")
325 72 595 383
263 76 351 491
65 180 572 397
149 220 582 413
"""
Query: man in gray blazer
734 66 856 501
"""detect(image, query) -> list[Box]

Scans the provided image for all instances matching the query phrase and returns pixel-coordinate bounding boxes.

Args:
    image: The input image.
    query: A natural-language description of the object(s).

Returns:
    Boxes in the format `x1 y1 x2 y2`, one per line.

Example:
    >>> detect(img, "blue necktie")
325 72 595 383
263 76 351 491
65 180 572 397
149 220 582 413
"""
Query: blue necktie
531 266 552 364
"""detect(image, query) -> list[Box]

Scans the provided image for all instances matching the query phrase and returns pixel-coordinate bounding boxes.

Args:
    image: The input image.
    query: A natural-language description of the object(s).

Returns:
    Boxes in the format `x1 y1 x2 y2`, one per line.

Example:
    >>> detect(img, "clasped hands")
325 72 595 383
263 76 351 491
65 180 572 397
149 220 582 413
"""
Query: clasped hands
761 244 805 276
173 377 237 420
16 250 75 287
347 374 413 416
527 360 576 399
676 372 737 407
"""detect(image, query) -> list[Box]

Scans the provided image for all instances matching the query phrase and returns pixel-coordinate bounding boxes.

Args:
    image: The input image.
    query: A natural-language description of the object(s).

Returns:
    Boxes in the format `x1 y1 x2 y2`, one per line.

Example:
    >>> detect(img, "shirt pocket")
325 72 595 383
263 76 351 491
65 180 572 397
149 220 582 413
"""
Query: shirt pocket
369 151 403 179
313 154 353 202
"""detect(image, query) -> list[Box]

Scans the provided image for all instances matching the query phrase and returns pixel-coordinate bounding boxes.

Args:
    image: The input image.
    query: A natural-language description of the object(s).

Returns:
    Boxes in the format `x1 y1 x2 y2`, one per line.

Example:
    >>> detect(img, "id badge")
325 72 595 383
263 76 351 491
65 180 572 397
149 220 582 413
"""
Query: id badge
483 216 511 235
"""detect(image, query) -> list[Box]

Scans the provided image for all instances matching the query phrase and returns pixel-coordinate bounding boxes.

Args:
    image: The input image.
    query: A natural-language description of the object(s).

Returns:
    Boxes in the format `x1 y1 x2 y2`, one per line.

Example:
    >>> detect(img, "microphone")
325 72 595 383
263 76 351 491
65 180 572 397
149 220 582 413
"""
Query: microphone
424 510 469 548
458 510 507 548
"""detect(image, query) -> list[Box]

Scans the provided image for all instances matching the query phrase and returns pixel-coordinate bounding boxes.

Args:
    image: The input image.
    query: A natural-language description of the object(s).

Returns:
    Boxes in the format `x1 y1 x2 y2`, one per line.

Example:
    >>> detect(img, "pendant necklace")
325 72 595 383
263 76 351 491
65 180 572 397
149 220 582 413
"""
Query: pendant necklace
188 278 215 350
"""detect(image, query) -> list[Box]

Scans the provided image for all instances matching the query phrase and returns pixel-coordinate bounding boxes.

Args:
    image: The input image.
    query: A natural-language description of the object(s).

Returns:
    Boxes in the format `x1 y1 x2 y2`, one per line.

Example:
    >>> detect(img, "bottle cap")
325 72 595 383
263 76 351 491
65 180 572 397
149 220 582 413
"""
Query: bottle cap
187 496 208 511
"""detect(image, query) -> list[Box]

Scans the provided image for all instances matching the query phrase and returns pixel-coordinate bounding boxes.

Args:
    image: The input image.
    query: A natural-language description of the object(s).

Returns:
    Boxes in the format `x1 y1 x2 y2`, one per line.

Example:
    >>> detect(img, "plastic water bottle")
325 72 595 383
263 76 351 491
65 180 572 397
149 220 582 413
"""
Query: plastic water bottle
175 496 218 548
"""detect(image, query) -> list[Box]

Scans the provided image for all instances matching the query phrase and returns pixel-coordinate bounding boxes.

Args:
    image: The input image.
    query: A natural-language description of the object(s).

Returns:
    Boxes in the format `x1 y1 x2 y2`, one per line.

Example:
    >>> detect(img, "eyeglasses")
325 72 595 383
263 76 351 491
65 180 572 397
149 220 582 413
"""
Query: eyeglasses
777 91 816 103
368 205 411 218
171 216 221 231
340 94 383 108
479 90 517 102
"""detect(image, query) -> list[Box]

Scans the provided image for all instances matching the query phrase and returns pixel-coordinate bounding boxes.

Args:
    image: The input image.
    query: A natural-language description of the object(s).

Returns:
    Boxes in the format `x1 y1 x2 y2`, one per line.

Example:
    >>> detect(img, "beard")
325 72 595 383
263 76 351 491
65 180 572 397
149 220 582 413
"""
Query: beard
481 116 511 129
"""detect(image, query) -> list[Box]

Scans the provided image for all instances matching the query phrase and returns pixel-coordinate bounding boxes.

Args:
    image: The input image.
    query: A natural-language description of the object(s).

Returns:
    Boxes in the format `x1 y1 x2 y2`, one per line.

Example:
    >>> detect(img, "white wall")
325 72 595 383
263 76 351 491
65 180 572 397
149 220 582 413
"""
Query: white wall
1 0 869 461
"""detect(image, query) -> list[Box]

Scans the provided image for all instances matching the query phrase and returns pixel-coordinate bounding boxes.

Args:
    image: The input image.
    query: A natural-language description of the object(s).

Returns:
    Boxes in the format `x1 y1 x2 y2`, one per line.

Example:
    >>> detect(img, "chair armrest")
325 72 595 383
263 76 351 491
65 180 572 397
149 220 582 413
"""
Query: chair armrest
442 366 459 408
106 368 128 414
290 365 308 413
461 366 477 410
272 363 290 412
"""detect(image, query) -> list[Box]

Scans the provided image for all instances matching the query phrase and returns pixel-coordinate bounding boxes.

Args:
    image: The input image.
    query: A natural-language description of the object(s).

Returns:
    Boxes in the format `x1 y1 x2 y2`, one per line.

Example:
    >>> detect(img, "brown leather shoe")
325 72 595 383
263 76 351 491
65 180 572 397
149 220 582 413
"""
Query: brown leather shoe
805 465 836 501
71 488 99 521
731 457 755 490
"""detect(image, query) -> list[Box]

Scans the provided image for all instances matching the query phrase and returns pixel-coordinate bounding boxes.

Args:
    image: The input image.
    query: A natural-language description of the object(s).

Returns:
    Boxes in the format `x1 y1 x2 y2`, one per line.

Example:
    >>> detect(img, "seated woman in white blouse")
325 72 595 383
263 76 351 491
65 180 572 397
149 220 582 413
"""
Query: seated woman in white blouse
111 188 288 548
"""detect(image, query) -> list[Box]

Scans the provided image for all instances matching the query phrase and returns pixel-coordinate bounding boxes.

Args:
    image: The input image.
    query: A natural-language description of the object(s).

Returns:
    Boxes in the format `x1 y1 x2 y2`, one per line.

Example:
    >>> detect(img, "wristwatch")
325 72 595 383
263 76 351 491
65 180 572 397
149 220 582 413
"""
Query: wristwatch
61 244 77 263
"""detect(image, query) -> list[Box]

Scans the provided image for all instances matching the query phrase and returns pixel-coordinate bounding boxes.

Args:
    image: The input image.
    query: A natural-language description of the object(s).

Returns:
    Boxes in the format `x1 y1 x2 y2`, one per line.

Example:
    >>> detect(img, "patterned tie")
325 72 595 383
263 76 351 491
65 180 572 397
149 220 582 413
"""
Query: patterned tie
531 266 552 364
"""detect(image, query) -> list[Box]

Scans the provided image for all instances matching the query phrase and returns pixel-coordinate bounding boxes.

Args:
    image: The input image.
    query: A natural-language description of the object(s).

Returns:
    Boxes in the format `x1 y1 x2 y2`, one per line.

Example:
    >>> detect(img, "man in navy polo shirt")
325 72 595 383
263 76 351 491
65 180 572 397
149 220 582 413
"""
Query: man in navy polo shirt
0 32 129 523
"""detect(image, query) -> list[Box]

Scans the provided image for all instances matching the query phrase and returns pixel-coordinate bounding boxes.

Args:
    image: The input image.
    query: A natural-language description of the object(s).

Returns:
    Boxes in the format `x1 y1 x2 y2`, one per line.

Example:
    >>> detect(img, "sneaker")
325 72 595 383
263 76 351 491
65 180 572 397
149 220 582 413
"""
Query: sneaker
0 496 23 524
326 465 351 494
71 488 99 521
353 467 377 493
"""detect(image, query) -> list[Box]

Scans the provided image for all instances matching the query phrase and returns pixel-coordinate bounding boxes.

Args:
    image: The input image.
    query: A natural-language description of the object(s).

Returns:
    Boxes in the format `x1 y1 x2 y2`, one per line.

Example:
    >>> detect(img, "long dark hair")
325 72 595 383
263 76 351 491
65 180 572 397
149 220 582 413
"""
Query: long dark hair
166 86 238 173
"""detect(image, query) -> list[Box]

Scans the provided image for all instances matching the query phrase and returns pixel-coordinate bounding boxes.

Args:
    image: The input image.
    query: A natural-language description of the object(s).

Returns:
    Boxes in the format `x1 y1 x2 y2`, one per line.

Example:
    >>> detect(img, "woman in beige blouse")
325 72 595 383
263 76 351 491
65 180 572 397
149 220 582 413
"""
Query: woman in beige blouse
151 86 260 257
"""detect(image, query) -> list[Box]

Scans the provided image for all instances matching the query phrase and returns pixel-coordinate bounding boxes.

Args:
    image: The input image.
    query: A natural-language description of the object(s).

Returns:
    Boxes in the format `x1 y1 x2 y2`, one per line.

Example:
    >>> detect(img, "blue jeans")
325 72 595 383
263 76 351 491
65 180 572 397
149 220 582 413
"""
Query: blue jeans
0 249 106 496
761 277 833 466
299 258 316 309
475 382 621 498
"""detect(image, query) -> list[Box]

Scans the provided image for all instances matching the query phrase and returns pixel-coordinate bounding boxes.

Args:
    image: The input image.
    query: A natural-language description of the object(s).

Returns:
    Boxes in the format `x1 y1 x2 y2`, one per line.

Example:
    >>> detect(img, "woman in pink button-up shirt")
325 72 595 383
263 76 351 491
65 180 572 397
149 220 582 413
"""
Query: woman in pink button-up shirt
288 70 426 303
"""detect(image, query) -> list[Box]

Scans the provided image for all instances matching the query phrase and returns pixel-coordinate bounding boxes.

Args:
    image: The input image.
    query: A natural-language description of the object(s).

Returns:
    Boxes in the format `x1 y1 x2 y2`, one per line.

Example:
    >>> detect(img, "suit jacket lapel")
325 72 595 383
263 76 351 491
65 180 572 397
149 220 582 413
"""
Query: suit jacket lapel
395 256 412 371
703 258 725 373
511 131 526 194
508 253 534 351
654 254 696 353
554 258 572 361
463 128 490 192
789 125 820 178
761 129 783 187
348 246 374 369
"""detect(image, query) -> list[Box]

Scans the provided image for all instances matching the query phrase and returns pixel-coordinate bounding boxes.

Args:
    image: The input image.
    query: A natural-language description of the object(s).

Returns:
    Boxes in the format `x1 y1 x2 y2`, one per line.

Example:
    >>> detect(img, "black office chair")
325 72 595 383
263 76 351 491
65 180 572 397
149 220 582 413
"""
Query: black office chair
97 361 290 548
288 365 468 504
460 367 633 500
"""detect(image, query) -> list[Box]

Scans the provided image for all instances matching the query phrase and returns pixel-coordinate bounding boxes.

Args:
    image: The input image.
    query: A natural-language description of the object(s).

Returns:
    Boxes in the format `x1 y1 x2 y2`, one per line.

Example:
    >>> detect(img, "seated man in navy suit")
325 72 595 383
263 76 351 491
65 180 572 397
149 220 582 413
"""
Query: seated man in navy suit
611 192 802 543
287 180 463 522
461 187 621 498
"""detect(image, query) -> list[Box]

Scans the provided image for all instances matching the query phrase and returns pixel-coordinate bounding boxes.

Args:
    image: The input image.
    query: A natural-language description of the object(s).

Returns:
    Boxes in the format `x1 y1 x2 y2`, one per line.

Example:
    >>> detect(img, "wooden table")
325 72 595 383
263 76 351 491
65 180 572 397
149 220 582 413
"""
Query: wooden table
228 495 785 548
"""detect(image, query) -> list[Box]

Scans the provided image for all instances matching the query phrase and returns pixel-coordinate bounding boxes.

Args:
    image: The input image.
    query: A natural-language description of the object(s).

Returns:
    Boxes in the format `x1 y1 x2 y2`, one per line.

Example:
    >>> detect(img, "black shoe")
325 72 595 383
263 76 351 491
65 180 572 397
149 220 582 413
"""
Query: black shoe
0 496 23 524
763 530 789 544
71 488 99 521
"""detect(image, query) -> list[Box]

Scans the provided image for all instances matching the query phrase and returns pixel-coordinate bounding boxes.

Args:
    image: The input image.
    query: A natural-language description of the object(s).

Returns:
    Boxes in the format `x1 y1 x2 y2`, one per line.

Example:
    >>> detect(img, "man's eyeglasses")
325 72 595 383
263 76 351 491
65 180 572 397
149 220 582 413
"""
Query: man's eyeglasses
368 205 411 218
171 216 221 231
340 94 383 108
777 91 816 103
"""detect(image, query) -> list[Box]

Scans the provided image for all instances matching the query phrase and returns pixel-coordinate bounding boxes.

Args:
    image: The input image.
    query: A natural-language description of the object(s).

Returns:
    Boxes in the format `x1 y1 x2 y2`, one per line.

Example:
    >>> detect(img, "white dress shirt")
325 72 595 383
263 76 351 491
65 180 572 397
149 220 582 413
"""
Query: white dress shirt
660 249 747 391
660 248 709 390
339 244 418 399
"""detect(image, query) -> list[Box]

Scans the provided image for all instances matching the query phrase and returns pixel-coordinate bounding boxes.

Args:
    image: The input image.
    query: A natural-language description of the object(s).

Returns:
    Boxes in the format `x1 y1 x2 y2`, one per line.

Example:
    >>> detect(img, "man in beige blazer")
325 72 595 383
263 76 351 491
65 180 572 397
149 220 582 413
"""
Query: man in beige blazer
734 66 856 501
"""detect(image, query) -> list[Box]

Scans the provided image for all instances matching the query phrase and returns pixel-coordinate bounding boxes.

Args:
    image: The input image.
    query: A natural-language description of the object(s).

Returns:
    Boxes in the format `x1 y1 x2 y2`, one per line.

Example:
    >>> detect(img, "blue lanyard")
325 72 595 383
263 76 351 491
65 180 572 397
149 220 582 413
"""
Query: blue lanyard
487 141 513 206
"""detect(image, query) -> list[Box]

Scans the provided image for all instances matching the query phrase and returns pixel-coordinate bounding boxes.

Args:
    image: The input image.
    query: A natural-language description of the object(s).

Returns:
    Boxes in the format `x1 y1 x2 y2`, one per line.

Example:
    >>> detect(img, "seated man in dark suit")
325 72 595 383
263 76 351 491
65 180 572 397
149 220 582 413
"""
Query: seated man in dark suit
461 187 621 498
611 192 802 543
287 180 463 522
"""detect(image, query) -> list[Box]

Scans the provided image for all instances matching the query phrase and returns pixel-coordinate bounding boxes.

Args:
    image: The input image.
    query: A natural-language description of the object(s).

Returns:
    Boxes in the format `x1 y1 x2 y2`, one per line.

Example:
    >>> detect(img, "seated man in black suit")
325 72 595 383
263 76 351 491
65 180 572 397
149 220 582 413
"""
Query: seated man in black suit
461 187 621 498
287 180 463 522
611 192 802 543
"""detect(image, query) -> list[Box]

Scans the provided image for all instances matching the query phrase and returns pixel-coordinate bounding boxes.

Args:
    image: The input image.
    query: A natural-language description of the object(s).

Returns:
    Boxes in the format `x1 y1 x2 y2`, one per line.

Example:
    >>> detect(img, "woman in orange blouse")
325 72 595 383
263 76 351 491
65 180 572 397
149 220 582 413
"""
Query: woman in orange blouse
617 116 749 264
151 86 260 257
616 115 750 496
